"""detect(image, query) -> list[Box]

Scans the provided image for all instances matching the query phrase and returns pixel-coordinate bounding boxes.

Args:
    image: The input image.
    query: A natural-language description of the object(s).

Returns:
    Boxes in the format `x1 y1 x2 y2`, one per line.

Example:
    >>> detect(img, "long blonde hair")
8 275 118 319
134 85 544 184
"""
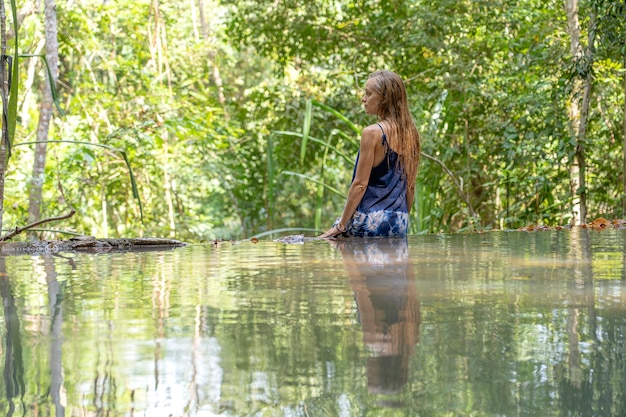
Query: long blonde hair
368 70 420 190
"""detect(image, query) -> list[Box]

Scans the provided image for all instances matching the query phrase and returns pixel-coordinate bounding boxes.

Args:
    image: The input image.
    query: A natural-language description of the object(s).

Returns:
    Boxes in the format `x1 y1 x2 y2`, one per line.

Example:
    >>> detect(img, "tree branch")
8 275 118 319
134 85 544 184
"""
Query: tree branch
0 208 76 241
421 152 478 218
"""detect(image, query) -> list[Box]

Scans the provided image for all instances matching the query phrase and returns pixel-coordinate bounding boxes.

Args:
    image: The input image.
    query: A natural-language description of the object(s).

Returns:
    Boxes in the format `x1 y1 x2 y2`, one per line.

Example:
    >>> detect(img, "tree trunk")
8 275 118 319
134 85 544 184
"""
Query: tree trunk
564 0 583 225
622 60 626 215
1 259 25 415
575 8 597 225
46 259 65 417
577 73 593 224
0 0 8 233
101 189 108 238
163 130 176 238
190 0 199 41
20 38 45 127
198 0 227 117
149 0 172 93
564 0 595 225
27 0 59 224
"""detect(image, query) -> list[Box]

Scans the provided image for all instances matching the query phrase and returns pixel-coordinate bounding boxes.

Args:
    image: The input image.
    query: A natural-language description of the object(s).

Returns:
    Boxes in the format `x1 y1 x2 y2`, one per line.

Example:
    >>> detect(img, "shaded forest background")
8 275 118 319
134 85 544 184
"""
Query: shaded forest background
0 0 625 241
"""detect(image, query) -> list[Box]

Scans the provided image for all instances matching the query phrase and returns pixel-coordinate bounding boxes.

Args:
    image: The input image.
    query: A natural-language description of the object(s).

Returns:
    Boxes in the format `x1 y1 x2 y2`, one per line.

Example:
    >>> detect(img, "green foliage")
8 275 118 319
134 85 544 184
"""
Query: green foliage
14 140 143 220
228 0 625 233
2 0 625 239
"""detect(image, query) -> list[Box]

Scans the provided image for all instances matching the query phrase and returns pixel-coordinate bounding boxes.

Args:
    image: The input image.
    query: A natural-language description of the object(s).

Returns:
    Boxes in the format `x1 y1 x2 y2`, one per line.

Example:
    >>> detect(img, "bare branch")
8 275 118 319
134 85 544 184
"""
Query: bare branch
0 209 76 241
420 152 478 218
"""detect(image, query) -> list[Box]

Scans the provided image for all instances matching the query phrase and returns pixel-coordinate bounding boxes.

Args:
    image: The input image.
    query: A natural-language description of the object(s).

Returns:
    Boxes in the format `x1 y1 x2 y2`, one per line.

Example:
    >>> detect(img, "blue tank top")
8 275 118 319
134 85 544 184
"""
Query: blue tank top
351 123 408 214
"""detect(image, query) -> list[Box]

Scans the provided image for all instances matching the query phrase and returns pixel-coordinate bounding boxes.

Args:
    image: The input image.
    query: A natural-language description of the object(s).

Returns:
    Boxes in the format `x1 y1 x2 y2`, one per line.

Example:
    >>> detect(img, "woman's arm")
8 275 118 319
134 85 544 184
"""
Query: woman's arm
320 126 380 238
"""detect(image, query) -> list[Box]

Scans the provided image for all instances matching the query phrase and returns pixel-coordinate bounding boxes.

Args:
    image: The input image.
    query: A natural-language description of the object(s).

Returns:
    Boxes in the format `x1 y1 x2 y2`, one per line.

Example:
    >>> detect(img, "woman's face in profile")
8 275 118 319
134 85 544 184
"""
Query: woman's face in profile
362 78 382 116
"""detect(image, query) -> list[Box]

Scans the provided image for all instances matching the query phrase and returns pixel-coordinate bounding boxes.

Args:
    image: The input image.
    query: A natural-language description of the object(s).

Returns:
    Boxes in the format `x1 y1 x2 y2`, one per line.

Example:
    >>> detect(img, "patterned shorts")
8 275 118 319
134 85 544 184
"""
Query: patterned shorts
336 210 409 237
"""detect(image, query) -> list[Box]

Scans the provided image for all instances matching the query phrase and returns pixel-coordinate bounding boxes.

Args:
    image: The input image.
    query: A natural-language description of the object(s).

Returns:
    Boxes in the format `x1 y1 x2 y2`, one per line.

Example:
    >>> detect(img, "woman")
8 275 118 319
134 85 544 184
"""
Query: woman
320 70 420 238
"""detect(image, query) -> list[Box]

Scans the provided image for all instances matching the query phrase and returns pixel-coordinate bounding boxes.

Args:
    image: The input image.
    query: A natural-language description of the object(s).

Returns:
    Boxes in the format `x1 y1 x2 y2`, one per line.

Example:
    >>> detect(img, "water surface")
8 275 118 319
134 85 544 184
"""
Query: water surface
1 229 625 416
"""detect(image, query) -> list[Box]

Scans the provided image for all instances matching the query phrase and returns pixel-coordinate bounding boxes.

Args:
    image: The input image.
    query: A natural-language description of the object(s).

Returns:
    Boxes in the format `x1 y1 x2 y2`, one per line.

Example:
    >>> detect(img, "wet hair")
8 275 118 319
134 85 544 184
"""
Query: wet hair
368 70 420 191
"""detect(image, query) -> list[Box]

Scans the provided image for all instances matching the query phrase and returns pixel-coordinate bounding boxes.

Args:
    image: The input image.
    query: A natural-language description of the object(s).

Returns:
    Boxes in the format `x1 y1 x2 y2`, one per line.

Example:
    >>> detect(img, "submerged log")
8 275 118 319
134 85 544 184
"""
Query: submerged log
0 237 187 255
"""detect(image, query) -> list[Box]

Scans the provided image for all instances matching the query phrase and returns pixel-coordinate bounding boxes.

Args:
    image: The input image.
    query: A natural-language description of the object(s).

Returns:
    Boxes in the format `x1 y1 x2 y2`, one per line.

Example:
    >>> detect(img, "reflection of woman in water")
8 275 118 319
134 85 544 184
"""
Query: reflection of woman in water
331 238 420 394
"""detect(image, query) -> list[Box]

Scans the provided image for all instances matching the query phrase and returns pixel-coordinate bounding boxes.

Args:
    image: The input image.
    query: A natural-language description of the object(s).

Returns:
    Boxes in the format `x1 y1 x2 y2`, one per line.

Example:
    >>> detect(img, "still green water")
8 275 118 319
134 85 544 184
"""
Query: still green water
1 230 625 417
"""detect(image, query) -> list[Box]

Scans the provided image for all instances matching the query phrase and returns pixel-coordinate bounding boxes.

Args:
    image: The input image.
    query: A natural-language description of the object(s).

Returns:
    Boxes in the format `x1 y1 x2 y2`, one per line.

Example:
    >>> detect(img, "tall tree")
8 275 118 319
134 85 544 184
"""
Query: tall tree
565 0 598 225
565 0 585 224
575 4 597 225
198 0 227 116
0 0 8 233
27 0 59 224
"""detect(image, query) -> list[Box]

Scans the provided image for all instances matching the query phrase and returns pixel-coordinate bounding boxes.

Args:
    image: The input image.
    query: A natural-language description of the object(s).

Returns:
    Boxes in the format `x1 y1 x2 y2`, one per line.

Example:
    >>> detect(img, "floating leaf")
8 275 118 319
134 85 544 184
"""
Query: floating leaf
590 217 610 230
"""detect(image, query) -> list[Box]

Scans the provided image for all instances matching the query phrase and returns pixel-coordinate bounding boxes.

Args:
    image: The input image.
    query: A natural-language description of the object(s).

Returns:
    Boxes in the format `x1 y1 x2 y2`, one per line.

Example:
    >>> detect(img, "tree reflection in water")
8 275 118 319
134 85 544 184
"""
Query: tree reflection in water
45 256 66 417
1 258 23 417
330 237 420 395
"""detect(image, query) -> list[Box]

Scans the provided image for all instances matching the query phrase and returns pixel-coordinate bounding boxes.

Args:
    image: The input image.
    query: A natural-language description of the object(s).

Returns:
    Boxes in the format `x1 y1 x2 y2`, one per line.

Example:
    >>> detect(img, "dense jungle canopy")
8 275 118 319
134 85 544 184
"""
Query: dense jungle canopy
0 0 625 241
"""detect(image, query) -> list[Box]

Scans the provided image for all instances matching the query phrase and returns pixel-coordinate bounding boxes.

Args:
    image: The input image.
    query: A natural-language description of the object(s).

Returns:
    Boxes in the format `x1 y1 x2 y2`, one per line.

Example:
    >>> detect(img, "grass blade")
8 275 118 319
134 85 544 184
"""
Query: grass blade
311 99 361 134
282 171 343 196
274 131 354 164
20 54 65 115
300 99 312 164
267 133 275 228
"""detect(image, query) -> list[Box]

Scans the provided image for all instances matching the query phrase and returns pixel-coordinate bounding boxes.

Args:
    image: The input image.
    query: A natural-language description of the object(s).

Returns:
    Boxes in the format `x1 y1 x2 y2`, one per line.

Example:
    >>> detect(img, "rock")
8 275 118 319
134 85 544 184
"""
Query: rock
273 234 321 244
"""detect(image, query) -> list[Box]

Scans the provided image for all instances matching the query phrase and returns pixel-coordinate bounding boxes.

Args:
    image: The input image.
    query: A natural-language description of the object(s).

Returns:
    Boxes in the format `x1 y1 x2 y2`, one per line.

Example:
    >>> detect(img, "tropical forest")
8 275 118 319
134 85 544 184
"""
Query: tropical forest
0 0 625 241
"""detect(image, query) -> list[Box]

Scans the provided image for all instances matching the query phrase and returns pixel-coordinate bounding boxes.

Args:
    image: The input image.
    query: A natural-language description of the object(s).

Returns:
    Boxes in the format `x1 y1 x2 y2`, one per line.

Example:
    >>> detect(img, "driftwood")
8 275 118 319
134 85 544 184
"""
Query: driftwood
0 237 187 255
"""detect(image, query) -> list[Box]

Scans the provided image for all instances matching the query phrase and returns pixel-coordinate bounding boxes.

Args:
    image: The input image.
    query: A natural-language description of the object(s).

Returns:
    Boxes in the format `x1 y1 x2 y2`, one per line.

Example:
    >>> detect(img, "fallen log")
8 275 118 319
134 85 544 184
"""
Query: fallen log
0 237 187 255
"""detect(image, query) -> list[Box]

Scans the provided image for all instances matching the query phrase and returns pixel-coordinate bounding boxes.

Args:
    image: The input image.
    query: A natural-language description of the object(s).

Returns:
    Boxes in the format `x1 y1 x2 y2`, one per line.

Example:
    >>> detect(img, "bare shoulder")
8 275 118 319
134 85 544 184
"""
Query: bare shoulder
362 123 383 136
360 124 383 146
